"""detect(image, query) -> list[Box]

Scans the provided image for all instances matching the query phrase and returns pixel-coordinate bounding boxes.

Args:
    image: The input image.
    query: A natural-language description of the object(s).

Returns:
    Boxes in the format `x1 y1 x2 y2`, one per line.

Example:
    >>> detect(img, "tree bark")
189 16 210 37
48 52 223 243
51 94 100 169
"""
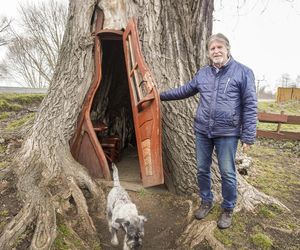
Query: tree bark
0 1 104 249
0 0 288 249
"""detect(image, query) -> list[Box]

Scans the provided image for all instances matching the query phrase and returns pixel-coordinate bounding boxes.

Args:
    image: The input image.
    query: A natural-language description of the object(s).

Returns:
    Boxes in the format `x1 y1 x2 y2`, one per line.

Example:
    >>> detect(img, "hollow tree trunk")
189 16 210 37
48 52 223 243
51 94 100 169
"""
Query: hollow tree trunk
0 0 287 249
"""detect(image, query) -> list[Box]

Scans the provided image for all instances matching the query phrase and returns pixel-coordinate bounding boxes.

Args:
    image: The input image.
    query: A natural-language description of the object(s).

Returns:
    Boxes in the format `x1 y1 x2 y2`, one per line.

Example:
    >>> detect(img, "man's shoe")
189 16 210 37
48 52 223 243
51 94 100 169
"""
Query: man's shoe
217 208 233 229
194 202 214 220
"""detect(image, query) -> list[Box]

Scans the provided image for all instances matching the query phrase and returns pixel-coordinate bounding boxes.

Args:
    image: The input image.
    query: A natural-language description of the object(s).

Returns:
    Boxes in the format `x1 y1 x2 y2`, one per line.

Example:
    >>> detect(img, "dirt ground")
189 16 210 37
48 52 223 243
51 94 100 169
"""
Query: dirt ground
94 188 190 250
0 96 300 249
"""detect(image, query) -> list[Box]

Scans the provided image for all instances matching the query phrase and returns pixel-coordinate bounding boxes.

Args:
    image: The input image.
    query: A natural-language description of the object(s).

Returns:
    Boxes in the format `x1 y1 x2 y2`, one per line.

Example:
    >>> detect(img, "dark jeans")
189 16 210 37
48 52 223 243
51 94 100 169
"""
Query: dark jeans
195 132 238 209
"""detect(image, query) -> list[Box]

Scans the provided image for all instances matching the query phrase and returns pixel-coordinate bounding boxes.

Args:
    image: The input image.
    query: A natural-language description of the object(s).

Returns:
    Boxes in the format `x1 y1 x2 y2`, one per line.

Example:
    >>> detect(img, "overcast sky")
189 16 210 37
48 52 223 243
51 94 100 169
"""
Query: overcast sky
1 0 300 91
213 0 300 92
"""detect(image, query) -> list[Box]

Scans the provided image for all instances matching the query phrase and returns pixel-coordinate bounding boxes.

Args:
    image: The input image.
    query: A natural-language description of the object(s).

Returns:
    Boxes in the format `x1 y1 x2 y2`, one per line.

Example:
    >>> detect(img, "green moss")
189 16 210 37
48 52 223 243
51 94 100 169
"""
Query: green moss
53 217 88 250
0 162 7 169
251 232 273 250
57 224 71 237
206 206 220 220
5 113 35 131
214 229 233 247
53 224 71 250
0 210 9 217
258 206 275 219
0 144 6 154
213 212 247 248
53 237 69 250
137 188 150 197
0 112 10 120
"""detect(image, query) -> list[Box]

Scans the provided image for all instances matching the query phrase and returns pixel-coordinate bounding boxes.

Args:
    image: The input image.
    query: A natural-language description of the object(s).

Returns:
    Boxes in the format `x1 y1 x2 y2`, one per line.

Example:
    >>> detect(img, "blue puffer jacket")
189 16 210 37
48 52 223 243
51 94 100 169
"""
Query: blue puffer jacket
160 58 257 144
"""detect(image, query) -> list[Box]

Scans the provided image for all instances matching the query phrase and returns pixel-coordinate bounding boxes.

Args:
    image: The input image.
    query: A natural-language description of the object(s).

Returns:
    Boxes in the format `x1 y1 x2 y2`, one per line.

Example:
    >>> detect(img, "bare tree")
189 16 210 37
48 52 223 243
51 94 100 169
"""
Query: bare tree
0 0 287 249
0 16 11 81
5 0 67 87
279 73 292 87
0 16 11 47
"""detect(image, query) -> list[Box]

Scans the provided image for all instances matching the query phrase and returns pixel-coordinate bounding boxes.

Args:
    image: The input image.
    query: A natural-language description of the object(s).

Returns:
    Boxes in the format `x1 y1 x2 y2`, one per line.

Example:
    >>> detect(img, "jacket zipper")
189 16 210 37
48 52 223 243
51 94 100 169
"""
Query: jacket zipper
224 78 231 93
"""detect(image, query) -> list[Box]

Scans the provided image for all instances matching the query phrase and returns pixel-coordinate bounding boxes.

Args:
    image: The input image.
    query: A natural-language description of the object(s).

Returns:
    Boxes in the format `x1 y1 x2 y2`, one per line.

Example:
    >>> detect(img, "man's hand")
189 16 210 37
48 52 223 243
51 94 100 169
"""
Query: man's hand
242 143 251 153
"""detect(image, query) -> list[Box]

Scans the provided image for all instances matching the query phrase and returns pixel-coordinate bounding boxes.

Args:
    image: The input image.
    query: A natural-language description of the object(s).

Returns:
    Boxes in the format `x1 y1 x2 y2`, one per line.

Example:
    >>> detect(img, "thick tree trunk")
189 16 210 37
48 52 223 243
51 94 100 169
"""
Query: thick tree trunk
0 0 288 249
0 1 104 249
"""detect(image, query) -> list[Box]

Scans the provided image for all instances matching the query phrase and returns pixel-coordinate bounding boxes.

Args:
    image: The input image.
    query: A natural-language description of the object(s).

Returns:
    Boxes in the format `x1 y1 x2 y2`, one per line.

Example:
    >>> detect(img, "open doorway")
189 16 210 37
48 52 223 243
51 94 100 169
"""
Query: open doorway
90 35 141 183
71 19 164 187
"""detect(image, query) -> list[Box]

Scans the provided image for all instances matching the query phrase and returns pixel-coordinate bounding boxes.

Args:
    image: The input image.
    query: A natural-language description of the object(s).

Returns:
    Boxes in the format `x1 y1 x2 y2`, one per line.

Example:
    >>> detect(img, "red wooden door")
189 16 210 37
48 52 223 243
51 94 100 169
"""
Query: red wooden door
123 19 164 187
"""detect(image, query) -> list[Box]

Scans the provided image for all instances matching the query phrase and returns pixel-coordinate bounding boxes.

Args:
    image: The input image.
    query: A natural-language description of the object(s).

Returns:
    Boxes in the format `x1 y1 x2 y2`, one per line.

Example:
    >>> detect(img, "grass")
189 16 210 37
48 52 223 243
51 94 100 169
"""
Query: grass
137 188 150 197
0 93 45 112
251 232 273 250
53 215 87 250
213 205 284 249
0 112 10 120
247 144 300 200
258 206 275 219
53 223 73 250
5 113 35 131
213 211 247 248
258 100 300 115
213 134 299 249
0 93 45 105
0 99 22 111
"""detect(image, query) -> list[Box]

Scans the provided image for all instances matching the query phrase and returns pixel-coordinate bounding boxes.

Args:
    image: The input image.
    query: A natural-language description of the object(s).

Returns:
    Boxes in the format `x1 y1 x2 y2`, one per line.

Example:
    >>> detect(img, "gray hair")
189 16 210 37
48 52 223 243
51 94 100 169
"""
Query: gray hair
206 33 231 57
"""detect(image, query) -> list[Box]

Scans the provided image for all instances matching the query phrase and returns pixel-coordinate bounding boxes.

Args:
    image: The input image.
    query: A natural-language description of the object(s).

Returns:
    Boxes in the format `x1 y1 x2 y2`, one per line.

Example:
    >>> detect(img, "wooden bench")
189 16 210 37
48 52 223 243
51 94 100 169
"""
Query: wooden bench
257 112 300 140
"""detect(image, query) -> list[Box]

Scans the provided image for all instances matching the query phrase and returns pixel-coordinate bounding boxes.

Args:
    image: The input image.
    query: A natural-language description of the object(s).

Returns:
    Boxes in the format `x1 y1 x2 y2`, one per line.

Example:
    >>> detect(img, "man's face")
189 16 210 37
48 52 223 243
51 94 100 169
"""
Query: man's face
208 40 229 68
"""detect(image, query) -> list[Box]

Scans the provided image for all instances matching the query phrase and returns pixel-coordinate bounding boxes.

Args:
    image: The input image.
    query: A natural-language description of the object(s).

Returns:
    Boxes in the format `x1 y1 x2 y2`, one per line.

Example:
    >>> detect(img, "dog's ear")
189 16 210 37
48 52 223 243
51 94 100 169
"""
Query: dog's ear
139 215 147 222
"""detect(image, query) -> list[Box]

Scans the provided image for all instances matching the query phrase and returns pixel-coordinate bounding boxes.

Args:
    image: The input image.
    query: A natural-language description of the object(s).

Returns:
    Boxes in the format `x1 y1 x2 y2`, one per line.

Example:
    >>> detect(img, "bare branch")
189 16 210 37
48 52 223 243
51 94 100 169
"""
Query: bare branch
3 0 68 88
0 16 12 46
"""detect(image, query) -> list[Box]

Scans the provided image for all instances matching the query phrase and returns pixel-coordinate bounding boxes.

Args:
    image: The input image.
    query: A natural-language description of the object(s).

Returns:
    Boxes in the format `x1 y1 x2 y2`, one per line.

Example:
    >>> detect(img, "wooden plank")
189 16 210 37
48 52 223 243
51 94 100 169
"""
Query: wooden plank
286 115 300 125
257 130 300 140
258 112 288 123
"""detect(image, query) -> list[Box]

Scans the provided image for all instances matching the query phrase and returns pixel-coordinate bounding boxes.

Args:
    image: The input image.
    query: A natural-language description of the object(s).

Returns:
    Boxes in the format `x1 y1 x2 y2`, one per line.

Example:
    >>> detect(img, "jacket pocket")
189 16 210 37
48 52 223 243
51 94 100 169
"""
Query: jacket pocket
214 110 238 128
199 84 212 93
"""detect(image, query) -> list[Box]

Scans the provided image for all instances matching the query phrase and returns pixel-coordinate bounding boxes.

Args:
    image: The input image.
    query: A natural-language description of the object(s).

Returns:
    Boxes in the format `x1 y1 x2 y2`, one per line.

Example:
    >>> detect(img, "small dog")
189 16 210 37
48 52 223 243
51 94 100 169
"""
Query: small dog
107 163 147 249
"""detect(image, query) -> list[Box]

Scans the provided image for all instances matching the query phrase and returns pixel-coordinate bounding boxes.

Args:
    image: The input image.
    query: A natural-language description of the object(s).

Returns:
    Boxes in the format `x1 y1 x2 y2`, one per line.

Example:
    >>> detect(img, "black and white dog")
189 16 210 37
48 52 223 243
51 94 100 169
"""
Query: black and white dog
107 164 147 249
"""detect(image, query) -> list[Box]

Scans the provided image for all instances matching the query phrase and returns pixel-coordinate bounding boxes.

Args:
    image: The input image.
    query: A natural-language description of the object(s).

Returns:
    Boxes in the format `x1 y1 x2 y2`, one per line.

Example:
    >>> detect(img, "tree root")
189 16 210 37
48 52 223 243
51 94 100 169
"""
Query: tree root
260 223 294 234
176 220 226 250
236 176 290 212
30 197 57 250
0 148 106 249
67 176 96 232
0 201 36 249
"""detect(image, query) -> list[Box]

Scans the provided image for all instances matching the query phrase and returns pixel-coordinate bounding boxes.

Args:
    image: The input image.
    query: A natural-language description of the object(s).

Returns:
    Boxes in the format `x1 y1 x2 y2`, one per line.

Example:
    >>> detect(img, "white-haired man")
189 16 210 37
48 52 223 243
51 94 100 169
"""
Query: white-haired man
160 33 257 229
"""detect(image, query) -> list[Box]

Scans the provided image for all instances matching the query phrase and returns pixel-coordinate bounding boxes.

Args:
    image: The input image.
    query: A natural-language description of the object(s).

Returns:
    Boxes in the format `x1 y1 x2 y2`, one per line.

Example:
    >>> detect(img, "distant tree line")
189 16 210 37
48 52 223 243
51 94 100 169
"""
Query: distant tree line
278 73 300 88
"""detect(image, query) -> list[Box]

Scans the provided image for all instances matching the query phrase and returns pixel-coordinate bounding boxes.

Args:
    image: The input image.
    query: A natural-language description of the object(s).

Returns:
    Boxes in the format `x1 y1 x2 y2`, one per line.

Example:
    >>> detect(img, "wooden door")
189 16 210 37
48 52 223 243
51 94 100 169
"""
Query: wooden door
123 19 164 187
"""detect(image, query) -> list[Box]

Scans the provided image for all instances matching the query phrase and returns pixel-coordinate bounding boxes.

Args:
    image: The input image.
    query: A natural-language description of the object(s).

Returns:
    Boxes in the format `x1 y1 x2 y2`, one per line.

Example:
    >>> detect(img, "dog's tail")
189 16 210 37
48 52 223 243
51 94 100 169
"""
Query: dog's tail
112 163 120 187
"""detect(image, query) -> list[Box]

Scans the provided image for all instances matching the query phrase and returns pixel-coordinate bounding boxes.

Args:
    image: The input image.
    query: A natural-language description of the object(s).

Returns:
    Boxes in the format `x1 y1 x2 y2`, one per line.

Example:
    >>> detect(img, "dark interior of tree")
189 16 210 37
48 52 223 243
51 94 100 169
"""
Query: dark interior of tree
91 38 140 182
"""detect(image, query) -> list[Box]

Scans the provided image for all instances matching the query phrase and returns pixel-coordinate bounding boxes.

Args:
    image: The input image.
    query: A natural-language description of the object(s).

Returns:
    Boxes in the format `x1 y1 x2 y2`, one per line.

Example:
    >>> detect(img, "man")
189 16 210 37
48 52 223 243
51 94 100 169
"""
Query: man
160 33 257 229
